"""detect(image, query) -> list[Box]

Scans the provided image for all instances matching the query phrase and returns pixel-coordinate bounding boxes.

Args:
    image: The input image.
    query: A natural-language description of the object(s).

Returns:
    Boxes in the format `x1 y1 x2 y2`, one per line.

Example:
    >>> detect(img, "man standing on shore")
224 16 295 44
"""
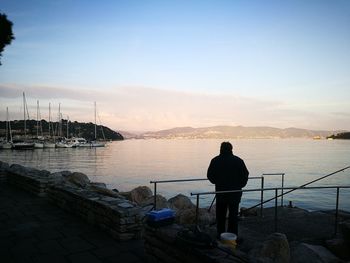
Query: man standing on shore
207 141 249 237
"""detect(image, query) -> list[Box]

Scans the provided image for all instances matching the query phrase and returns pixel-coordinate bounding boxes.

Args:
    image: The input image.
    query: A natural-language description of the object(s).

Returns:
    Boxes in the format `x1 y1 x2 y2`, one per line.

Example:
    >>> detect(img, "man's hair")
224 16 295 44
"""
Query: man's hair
220 141 233 154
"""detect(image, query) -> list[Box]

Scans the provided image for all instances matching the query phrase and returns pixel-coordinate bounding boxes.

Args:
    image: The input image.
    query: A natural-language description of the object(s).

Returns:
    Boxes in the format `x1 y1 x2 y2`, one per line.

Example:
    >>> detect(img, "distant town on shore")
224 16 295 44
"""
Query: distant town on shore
121 126 350 140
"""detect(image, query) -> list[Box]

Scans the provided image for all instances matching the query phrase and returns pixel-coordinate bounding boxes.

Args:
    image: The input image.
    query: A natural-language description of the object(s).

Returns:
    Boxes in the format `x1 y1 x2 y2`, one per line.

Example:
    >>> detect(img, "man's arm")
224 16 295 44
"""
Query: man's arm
207 159 216 184
240 160 249 188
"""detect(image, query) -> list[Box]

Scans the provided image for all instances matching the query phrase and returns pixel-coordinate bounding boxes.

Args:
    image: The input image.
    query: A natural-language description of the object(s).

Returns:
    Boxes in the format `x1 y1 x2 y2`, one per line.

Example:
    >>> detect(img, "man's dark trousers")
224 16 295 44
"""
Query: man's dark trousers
216 194 241 236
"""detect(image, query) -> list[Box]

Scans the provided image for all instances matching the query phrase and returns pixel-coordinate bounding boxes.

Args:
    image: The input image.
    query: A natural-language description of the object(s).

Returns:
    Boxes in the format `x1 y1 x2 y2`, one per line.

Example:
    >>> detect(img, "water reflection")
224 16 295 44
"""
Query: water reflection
0 139 349 210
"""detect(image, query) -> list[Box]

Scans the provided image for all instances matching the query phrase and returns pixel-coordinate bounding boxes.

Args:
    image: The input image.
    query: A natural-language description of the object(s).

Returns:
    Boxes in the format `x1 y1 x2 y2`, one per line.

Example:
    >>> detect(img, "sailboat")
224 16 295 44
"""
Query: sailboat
13 92 34 150
34 100 44 148
44 102 56 148
0 107 13 149
90 102 106 147
55 104 74 148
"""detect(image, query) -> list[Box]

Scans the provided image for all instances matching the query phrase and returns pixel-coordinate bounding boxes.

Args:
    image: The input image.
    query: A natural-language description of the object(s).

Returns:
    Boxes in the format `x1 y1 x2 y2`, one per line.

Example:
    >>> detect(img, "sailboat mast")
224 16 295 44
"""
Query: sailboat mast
36 100 39 138
49 103 51 137
67 115 69 138
94 101 97 140
9 109 12 142
6 107 8 142
58 103 61 137
23 92 26 138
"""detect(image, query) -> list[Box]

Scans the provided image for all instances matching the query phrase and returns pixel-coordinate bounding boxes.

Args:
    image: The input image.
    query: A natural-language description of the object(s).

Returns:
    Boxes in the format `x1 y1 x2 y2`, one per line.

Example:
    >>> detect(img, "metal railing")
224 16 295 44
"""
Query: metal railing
150 176 265 211
150 173 285 215
246 166 350 213
191 185 350 235
262 173 285 206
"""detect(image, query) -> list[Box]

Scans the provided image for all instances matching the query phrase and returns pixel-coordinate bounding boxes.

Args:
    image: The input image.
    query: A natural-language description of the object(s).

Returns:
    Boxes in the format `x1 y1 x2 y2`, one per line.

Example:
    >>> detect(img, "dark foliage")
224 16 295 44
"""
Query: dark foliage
0 12 15 65
328 132 350 140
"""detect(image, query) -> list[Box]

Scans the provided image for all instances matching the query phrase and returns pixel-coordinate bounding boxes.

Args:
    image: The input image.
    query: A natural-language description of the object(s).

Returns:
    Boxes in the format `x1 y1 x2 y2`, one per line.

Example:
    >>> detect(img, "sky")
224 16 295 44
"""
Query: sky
0 0 350 132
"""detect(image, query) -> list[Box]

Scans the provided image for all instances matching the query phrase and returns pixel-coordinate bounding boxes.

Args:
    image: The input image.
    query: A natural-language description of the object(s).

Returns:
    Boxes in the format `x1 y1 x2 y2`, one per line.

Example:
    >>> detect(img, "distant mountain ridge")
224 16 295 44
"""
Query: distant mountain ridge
139 126 345 139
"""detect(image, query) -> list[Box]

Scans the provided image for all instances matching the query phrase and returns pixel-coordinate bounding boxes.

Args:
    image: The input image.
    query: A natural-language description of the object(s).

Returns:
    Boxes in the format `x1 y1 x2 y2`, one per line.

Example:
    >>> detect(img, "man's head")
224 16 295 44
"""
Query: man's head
220 141 233 155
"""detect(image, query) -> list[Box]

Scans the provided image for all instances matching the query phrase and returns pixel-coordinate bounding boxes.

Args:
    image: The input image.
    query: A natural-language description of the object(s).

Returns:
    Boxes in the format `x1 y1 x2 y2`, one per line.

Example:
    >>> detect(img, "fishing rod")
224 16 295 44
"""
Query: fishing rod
246 166 350 211
207 166 350 213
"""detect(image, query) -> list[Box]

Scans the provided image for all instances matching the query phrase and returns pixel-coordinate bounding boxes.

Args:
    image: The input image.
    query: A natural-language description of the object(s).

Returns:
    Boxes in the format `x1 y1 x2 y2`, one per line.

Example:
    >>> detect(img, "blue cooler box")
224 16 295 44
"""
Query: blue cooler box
146 208 175 227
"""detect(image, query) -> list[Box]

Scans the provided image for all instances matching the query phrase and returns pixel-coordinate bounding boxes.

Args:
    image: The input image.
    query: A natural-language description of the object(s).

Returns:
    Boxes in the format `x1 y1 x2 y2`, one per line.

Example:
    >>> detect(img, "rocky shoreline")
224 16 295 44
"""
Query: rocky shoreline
0 160 349 262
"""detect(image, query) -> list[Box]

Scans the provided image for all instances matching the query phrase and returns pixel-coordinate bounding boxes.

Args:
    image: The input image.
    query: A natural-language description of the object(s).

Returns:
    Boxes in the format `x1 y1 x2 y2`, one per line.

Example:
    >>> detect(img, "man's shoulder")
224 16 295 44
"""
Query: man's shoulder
211 155 221 162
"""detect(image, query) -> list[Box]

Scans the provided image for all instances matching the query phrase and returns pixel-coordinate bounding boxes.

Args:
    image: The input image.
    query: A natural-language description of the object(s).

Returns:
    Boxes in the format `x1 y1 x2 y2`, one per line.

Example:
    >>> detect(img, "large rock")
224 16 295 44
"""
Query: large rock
0 161 10 171
326 238 350 260
129 186 153 204
240 207 259 217
290 242 341 263
175 207 215 226
141 194 168 209
339 220 350 243
88 184 124 198
48 172 65 184
8 164 50 178
65 172 90 188
168 194 195 210
250 233 290 263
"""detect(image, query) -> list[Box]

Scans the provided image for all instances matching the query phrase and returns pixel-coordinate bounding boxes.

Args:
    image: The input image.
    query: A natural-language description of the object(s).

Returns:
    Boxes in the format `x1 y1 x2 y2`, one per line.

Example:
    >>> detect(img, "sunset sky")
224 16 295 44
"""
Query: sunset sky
1 0 350 132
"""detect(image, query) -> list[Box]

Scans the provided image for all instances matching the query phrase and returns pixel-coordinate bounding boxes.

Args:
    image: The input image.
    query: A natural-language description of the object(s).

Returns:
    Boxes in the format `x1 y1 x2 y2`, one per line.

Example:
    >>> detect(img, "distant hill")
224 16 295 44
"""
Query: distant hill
140 126 344 139
327 132 350 140
0 119 124 140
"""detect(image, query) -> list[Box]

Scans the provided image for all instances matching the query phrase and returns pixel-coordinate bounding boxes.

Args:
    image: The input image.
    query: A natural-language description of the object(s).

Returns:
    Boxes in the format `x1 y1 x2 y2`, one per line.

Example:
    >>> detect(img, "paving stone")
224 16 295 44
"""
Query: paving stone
35 228 64 241
0 183 144 263
68 251 103 263
80 231 120 248
105 251 142 263
32 254 69 263
92 245 124 258
59 236 96 253
36 239 69 255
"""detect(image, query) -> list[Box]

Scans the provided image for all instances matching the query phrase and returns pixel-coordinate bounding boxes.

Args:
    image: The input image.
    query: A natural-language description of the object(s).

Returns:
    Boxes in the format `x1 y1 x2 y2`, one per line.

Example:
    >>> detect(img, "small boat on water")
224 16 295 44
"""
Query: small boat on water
0 141 12 149
34 142 44 148
0 107 13 149
91 141 106 147
12 140 35 150
44 141 56 148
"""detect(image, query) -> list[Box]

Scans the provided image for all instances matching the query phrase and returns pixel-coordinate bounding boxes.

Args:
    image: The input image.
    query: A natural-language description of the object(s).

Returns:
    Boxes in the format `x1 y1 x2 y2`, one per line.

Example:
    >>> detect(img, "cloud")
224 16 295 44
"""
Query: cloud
1 84 348 131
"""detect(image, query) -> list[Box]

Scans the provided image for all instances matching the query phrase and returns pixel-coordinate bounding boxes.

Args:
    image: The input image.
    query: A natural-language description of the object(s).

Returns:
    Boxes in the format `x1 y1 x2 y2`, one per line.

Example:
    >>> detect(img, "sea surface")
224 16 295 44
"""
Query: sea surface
1 138 350 211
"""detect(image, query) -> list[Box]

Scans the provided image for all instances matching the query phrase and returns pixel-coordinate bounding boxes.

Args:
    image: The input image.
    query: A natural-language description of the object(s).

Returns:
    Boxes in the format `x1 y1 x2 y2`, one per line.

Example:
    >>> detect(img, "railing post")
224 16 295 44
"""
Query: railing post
154 182 157 210
281 173 285 207
335 187 340 235
260 177 264 217
274 188 278 232
196 194 199 227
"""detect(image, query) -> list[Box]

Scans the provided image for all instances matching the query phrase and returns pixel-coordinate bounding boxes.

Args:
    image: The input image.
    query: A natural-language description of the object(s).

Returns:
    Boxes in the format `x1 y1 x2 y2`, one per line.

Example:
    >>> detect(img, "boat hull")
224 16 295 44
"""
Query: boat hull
0 142 12 149
13 142 35 150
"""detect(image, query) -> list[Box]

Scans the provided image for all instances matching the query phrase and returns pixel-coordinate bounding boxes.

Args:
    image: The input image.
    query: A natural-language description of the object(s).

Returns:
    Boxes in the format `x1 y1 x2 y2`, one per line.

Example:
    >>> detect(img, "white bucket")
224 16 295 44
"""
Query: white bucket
220 232 237 249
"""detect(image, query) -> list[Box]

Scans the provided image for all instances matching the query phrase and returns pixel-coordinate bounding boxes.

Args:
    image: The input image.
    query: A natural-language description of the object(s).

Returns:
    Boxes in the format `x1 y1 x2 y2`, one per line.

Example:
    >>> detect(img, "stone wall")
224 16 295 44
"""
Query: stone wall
48 184 143 240
6 164 51 196
0 161 9 183
1 161 143 241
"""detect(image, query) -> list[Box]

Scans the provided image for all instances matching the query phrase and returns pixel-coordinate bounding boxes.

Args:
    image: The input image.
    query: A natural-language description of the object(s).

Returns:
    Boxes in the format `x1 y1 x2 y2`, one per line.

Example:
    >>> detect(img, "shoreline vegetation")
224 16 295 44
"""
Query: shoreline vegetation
0 119 124 141
327 132 350 140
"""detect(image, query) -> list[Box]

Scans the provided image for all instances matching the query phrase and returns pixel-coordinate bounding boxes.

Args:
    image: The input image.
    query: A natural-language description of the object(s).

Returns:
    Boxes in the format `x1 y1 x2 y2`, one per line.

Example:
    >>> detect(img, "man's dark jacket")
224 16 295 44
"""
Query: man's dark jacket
207 153 249 199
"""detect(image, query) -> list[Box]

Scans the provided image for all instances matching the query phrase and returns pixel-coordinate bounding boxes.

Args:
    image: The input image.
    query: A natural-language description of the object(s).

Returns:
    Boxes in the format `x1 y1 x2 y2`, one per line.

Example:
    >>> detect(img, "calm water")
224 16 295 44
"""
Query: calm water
1 139 350 211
